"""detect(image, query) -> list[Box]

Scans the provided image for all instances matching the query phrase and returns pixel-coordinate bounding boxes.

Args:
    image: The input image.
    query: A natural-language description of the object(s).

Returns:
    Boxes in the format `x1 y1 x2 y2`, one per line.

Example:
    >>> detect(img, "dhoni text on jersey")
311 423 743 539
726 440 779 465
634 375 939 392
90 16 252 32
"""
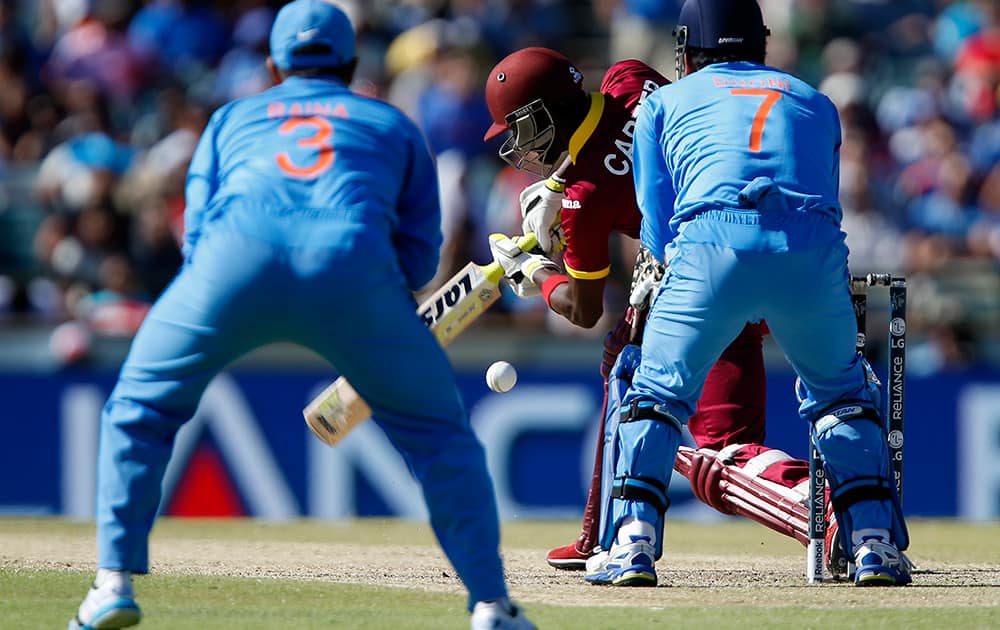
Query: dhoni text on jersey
712 76 791 91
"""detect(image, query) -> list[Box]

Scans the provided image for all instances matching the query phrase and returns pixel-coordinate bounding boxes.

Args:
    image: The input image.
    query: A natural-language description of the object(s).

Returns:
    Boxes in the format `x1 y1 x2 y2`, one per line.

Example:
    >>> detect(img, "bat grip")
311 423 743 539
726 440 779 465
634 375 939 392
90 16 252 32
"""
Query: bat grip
552 154 573 183
483 232 541 283
517 232 539 253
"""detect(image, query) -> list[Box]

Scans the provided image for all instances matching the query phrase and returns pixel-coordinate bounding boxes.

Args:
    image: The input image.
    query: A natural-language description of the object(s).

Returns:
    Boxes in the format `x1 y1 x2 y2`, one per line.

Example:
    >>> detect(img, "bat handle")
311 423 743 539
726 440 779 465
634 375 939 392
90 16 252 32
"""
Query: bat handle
482 232 542 283
517 231 539 253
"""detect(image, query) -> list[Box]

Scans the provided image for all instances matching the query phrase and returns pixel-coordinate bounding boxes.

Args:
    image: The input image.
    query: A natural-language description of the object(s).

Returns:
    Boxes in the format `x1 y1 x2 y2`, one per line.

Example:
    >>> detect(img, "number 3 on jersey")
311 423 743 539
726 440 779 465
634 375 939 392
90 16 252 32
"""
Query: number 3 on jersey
730 88 782 153
276 116 334 178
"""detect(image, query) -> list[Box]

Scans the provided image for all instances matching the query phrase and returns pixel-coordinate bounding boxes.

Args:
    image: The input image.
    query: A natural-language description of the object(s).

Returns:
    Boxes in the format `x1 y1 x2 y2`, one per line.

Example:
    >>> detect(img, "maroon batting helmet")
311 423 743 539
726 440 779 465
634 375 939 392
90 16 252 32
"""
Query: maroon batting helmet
483 47 584 175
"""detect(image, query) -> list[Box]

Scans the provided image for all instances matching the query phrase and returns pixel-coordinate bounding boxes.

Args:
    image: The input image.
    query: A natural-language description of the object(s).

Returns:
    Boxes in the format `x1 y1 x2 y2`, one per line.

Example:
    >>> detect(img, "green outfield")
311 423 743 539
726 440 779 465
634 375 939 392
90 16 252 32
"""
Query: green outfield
1 518 997 629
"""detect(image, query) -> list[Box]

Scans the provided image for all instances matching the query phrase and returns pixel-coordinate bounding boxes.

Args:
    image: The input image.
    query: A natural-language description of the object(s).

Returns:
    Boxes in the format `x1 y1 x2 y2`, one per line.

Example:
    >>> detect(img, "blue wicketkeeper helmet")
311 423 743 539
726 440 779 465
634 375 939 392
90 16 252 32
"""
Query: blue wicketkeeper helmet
674 0 770 78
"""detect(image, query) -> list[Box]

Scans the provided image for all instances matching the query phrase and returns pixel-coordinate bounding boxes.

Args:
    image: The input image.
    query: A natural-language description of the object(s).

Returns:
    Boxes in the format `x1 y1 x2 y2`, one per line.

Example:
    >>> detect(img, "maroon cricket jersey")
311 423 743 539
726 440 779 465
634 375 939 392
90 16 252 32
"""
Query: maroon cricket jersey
559 60 668 279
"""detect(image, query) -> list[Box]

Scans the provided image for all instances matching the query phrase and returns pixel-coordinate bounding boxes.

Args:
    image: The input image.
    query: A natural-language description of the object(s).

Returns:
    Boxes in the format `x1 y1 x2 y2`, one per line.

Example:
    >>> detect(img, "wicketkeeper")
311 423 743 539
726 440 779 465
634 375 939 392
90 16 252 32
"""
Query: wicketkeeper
590 0 910 588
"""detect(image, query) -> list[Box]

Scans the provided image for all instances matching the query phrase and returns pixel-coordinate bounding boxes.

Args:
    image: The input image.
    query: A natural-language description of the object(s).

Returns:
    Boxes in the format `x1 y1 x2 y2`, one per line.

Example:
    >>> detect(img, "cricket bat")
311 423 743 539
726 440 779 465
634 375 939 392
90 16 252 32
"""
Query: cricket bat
303 232 539 446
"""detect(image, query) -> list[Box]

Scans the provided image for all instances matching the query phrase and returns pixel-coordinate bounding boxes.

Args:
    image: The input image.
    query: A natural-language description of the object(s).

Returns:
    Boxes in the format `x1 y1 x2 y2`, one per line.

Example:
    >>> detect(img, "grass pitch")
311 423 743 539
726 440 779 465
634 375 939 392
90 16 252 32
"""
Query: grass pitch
1 518 997 629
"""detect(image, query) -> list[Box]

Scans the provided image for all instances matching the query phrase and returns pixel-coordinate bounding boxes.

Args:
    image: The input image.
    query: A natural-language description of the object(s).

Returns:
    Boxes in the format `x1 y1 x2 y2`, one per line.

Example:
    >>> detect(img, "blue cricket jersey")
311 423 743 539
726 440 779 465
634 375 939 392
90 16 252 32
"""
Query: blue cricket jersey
632 61 843 257
184 75 442 292
96 77 513 604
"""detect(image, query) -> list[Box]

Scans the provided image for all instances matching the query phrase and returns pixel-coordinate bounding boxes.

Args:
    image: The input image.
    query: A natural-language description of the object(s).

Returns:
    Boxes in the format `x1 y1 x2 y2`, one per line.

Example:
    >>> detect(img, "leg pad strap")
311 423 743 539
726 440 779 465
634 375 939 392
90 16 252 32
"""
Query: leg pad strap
611 476 670 515
831 477 893 514
621 400 683 432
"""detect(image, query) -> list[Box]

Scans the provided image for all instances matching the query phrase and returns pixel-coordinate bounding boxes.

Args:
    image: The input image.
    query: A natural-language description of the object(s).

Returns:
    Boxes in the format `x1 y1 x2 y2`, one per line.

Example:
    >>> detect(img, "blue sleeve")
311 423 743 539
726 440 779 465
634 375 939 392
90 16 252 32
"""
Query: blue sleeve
632 93 676 261
183 109 222 260
393 123 443 292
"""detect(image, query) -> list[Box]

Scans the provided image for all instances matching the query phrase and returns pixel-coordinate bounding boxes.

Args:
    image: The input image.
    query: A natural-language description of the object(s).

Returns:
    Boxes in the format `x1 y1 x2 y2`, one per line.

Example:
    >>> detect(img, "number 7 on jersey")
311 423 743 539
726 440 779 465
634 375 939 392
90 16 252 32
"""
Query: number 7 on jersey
730 88 782 153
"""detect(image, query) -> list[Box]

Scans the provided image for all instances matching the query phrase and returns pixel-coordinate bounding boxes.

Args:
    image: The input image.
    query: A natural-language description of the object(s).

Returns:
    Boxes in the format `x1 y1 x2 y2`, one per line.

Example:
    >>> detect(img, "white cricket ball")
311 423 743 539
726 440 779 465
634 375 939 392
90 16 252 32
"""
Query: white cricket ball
486 361 517 393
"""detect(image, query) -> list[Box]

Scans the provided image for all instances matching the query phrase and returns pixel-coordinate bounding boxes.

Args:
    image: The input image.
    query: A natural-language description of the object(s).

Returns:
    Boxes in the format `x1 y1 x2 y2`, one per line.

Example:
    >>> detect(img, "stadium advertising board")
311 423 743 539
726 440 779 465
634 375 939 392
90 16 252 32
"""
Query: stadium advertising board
0 367 996 520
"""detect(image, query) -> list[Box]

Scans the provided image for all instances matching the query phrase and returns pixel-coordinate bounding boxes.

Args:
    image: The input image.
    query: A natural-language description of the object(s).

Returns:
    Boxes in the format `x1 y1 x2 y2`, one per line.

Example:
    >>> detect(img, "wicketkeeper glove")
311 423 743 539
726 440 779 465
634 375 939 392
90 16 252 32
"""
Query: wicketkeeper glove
489 233 560 299
519 176 566 255
627 246 665 310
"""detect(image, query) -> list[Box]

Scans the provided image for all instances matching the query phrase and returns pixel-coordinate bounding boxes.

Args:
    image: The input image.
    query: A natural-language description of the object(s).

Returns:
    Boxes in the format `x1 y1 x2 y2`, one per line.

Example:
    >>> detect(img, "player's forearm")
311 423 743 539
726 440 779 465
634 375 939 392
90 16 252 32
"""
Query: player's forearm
534 268 603 328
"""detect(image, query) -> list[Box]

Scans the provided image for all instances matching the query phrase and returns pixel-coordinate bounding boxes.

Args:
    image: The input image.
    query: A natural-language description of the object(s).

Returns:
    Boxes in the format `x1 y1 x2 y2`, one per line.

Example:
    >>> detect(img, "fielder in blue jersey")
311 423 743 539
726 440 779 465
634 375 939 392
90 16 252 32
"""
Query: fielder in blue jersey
68 3 535 630
587 0 911 588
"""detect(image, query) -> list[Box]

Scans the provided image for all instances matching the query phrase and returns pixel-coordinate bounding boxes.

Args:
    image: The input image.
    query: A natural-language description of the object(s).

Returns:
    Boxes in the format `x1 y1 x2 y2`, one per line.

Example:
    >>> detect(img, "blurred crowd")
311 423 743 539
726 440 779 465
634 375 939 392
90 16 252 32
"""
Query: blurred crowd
0 0 998 371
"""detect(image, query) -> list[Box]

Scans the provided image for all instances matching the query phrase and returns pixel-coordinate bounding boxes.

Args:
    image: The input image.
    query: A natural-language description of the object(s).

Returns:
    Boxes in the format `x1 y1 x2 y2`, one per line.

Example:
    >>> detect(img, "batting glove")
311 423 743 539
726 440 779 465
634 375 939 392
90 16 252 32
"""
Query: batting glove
489 233 559 299
520 177 566 255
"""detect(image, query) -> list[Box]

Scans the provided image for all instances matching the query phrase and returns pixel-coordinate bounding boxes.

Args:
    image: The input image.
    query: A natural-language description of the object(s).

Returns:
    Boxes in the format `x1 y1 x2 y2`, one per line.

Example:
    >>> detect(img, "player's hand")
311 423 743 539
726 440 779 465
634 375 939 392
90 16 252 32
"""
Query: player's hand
628 246 665 310
519 177 566 255
601 309 636 380
489 233 559 299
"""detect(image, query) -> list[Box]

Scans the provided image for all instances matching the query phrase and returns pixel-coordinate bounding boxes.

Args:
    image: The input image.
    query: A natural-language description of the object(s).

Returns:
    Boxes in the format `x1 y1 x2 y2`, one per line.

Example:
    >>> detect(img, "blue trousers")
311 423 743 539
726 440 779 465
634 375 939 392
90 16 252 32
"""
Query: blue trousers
96 226 507 608
622 210 890 535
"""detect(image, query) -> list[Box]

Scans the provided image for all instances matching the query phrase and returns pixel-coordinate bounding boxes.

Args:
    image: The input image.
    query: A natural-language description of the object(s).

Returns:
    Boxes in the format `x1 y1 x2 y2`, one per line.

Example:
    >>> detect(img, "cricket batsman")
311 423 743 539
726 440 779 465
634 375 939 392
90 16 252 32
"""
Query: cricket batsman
480 46 851 577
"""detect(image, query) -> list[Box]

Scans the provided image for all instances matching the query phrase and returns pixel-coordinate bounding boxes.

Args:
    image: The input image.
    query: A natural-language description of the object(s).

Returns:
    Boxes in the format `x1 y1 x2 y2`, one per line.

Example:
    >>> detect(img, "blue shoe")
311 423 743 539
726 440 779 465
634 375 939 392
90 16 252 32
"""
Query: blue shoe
68 571 142 629
584 537 657 587
853 539 912 587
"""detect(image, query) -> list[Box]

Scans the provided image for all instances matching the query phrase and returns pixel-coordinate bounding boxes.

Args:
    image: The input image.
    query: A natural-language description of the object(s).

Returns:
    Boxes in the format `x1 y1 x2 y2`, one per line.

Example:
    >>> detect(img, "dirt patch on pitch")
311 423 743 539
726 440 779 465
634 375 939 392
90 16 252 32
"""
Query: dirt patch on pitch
4 524 998 609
